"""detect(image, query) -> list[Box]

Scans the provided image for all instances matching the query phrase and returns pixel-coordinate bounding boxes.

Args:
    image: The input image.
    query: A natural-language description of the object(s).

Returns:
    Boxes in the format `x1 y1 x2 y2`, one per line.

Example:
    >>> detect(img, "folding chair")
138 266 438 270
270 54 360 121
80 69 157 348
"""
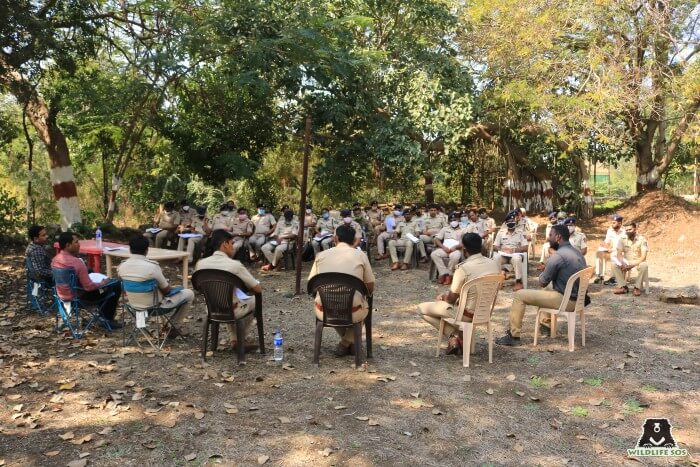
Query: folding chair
26 258 54 315
435 274 503 367
120 279 187 350
307 272 374 367
534 266 595 352
192 269 265 364
51 268 116 339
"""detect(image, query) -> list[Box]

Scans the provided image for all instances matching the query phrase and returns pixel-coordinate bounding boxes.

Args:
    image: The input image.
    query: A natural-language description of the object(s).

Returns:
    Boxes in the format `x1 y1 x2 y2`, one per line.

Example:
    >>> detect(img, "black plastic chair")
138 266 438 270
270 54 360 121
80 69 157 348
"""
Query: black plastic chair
191 269 265 364
307 272 374 367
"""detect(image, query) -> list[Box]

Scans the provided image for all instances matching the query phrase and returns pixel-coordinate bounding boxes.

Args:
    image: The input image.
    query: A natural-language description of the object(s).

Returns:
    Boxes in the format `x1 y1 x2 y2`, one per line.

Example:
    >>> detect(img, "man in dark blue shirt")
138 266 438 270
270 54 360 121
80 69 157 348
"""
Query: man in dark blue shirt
497 224 587 345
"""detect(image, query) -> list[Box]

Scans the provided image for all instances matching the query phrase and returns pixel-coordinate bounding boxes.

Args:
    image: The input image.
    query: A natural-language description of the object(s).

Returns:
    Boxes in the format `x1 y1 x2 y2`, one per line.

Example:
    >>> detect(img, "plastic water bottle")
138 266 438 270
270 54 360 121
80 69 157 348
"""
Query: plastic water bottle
95 226 103 249
273 329 283 362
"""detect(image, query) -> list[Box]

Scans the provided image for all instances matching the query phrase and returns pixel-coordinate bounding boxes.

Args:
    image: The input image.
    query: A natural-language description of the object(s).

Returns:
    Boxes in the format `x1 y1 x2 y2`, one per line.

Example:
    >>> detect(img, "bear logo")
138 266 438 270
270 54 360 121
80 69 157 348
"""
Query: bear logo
636 418 677 448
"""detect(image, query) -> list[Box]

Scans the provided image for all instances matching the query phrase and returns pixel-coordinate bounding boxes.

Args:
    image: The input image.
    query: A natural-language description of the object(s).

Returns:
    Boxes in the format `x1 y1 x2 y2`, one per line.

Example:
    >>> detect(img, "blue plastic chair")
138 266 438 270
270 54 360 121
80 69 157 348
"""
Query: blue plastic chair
121 279 186 350
26 257 55 315
52 268 116 338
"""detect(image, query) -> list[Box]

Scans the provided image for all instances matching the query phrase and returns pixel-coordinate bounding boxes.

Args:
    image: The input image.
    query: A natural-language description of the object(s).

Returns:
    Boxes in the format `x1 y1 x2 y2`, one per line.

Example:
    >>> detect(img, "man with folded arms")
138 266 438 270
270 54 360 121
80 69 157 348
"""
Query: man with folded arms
418 233 500 356
612 223 648 296
431 213 466 285
493 212 529 291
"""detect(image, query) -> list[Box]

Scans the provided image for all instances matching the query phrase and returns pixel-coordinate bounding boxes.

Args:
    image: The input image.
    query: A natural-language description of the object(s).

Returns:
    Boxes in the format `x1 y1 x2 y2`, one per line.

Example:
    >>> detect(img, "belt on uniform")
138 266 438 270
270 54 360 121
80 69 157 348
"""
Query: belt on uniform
315 303 363 313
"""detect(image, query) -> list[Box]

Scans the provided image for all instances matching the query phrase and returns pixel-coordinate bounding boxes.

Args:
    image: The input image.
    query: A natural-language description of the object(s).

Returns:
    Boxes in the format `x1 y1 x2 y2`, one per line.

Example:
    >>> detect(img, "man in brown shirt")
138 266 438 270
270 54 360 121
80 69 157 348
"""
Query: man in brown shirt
230 207 254 256
308 224 375 356
144 201 180 248
418 233 500 355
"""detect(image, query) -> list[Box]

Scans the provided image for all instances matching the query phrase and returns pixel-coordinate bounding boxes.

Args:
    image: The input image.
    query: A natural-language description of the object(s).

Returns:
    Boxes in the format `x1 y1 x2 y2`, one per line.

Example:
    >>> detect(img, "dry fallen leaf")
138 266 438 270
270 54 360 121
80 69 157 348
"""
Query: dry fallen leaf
589 398 605 406
59 431 75 441
333 405 347 410
410 392 420 398
408 371 421 377
515 391 525 397
124 381 136 387
67 460 87 467
257 455 270 465
194 412 205 420
44 451 60 457
368 419 380 426
98 427 112 436
486 388 494 395
59 382 76 390
506 374 516 382
355 416 369 421
318 447 333 457
514 443 524 453
278 416 291 424
431 409 443 416
70 435 93 445
184 453 197 461
225 408 239 414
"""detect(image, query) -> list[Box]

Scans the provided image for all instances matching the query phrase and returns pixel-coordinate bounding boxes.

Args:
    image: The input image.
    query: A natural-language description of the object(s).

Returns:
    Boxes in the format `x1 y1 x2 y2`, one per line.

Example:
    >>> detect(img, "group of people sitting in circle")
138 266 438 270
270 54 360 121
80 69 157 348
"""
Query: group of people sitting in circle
23 199 649 359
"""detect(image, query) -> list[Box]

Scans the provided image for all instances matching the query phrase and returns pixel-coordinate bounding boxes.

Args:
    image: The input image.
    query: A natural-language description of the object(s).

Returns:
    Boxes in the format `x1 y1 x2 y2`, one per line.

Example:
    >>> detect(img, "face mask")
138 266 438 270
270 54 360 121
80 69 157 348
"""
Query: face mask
182 206 190 211
257 208 265 215
343 217 352 224
393 210 401 216
450 221 459 228
284 215 293 222
322 213 329 220
506 222 516 230
550 241 560 250
239 214 248 221
461 216 468 223
306 209 312 214
568 226 575 234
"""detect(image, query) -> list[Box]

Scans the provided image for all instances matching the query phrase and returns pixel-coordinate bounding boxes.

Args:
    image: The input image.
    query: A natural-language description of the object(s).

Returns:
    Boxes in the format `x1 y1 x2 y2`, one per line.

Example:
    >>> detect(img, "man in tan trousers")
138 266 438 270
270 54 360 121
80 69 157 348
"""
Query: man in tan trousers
431 212 466 285
144 201 180 248
612 222 648 296
308 224 375 356
195 229 262 349
496 224 587 345
418 233 500 355
388 209 419 270
493 212 529 290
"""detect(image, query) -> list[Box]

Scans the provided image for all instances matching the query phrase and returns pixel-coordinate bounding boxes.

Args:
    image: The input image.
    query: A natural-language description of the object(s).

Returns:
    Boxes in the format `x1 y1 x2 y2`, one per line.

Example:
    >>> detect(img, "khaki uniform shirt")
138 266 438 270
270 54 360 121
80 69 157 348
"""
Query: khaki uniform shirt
494 230 529 250
179 209 194 227
308 242 375 308
570 231 587 253
251 213 277 236
335 220 363 240
613 235 648 262
304 213 317 228
604 226 626 250
274 220 299 241
481 217 496 233
396 219 419 240
156 210 180 230
464 222 483 236
211 212 232 231
316 217 339 235
195 251 260 309
423 215 446 235
435 226 465 244
450 253 501 311
117 255 170 309
230 218 254 238
191 216 208 234
367 208 384 226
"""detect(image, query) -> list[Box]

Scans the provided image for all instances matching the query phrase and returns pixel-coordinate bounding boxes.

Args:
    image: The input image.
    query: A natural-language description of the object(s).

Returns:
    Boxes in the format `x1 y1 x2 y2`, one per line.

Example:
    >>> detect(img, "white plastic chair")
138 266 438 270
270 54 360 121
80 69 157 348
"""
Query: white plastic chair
436 274 504 367
533 266 595 352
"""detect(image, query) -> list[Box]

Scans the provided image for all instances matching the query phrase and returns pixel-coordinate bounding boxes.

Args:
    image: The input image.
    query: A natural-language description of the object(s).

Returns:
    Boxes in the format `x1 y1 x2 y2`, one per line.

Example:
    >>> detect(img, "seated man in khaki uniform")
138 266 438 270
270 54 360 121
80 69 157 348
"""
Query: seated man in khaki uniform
249 204 276 261
178 200 194 231
388 208 419 270
177 206 211 263
366 201 384 245
420 204 446 260
496 224 587 346
564 217 587 255
118 235 194 338
493 212 529 291
308 224 375 356
431 213 466 285
612 222 648 296
230 207 254 256
313 208 339 254
210 203 233 232
477 207 496 254
261 209 298 271
303 204 317 243
196 229 262 349
144 201 180 248
418 233 500 356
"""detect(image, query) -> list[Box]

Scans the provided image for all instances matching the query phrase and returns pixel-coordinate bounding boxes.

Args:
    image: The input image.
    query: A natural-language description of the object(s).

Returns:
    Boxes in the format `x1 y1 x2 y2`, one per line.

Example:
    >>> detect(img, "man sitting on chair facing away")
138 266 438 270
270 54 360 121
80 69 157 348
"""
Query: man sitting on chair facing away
196 229 263 350
26 224 53 284
52 232 123 329
308 224 375 357
496 224 587 346
612 223 648 296
418 233 500 356
118 235 194 338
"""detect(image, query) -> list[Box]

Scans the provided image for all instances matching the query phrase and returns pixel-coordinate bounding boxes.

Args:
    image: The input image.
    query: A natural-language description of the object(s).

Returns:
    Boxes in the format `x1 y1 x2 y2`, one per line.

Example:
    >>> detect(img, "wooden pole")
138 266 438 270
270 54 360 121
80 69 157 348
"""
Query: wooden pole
295 117 312 295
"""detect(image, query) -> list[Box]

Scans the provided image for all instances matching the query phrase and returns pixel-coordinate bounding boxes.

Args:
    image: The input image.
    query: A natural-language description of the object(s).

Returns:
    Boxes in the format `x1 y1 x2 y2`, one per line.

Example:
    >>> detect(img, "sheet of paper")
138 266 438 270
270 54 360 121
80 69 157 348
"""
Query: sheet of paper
178 233 203 239
597 247 608 252
405 232 420 244
104 246 128 252
497 252 524 258
146 227 162 234
136 310 147 328
236 288 252 301
32 282 40 297
442 238 459 249
268 240 279 246
89 272 108 283
611 256 628 267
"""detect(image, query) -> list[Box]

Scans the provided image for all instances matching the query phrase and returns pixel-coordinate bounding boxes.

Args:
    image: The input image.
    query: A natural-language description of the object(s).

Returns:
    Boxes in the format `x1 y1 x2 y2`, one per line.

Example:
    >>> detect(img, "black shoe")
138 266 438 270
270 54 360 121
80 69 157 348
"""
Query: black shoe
334 343 352 357
496 330 522 346
603 277 617 286
104 320 123 330
539 323 551 337
593 276 603 284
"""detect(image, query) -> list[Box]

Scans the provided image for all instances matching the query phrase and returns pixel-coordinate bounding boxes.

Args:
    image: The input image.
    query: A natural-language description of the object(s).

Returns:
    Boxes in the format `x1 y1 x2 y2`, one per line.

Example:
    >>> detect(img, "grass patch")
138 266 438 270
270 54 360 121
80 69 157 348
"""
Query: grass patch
623 398 644 415
527 355 542 365
584 376 603 387
525 403 540 413
641 384 657 393
571 406 589 417
530 376 546 388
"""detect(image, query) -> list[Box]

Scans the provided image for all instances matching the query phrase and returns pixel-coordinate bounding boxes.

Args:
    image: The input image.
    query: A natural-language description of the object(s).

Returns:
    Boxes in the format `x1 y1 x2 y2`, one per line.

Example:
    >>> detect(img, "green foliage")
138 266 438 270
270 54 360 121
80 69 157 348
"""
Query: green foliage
623 398 644 415
0 188 24 235
583 377 603 387
529 376 546 389
571 406 589 418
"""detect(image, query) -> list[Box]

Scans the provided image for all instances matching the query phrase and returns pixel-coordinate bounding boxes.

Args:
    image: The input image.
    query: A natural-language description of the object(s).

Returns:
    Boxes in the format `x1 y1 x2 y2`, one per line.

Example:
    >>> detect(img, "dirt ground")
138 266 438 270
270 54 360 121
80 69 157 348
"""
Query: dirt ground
1 193 699 467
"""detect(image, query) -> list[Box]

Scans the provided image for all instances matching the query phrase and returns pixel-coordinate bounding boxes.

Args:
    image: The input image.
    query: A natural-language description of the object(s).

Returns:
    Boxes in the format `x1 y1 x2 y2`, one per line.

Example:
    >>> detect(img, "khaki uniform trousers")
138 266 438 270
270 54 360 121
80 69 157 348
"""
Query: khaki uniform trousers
312 237 334 254
249 234 267 255
417 301 465 337
177 236 203 262
595 250 610 276
493 253 524 280
159 289 195 326
431 248 462 277
315 304 368 347
417 235 432 258
145 230 172 248
540 242 551 263
232 237 247 255
376 231 391 255
509 289 574 338
225 296 256 342
261 241 291 266
388 239 413 264
612 261 648 289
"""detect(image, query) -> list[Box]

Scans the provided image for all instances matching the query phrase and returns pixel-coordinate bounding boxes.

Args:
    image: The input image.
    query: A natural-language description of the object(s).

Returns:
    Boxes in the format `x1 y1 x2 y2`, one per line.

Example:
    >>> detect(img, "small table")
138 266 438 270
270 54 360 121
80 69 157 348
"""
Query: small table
53 239 126 273
104 247 190 288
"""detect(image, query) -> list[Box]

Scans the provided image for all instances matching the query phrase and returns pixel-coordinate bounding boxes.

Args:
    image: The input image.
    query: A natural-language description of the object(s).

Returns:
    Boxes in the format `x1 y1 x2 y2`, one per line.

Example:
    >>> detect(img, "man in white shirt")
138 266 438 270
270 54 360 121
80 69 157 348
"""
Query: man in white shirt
594 214 626 284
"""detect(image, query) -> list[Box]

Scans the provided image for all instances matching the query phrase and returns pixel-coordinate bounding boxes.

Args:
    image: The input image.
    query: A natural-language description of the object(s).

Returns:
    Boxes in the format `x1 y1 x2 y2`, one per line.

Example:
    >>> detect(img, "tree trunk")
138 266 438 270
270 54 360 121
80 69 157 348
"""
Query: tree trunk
573 156 592 219
424 170 434 204
1 62 80 228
